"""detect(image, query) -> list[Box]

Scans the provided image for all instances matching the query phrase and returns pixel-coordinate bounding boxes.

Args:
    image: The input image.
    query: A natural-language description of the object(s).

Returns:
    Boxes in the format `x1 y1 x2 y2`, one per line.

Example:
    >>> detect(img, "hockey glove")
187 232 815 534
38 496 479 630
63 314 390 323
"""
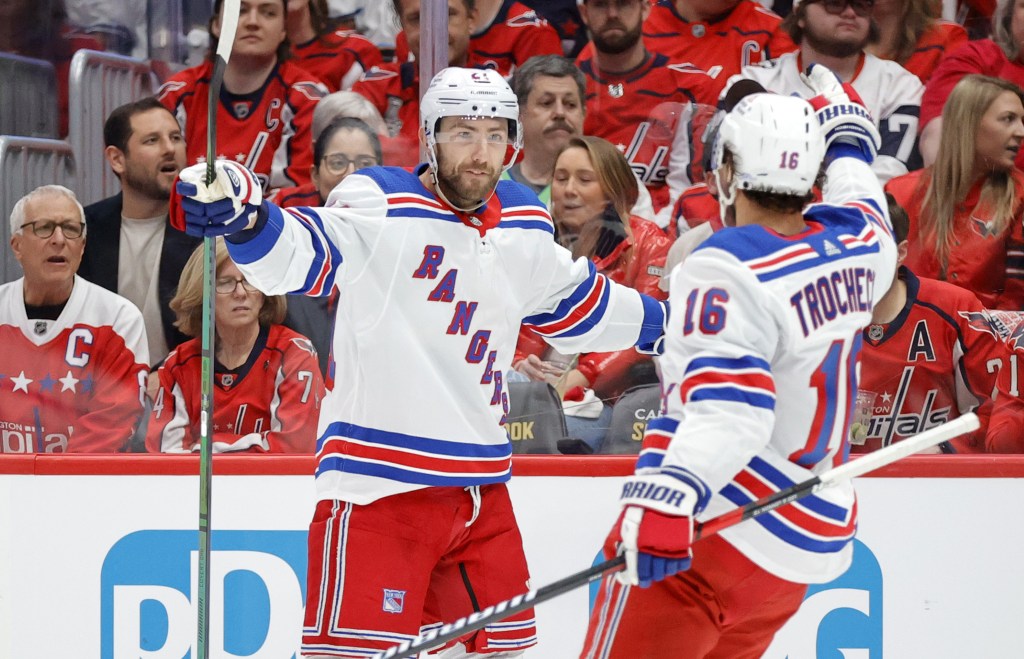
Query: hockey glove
170 160 264 237
801 63 880 164
607 473 701 588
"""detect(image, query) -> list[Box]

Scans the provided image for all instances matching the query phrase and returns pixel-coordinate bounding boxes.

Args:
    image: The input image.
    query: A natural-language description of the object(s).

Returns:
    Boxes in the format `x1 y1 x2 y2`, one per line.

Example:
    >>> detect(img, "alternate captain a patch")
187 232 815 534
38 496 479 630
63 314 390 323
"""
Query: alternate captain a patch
382 589 406 614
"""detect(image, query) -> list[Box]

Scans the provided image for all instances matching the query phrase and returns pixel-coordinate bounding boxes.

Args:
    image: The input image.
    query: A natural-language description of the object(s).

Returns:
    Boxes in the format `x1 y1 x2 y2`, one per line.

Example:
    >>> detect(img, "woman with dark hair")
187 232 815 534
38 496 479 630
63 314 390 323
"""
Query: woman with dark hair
886 74 1024 310
157 0 328 191
513 136 671 450
146 239 324 453
286 0 382 92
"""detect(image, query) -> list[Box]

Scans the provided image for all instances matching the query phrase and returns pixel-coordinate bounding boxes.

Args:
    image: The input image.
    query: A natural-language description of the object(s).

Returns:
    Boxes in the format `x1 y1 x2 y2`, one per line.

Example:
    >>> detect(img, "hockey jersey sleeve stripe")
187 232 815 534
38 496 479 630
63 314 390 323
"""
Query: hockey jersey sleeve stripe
679 355 775 409
289 207 342 296
523 264 611 338
318 421 512 458
227 201 289 264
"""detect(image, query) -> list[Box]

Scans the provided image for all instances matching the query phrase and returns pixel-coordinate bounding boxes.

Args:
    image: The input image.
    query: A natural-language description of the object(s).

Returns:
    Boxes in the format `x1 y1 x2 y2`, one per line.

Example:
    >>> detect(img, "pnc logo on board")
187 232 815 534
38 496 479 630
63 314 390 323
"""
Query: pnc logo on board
763 539 884 658
100 530 307 659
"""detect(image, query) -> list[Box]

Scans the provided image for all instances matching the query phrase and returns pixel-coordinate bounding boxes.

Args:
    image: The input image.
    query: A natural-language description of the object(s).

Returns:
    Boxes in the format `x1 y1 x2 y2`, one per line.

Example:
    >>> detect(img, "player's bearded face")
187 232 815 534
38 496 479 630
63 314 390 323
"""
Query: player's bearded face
433 117 507 208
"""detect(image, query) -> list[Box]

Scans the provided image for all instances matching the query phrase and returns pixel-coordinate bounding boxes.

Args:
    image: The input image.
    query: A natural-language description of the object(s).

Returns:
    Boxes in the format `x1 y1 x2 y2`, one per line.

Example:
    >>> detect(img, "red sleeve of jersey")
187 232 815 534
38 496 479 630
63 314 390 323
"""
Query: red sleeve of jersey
996 209 1024 311
988 327 1024 452
73 328 148 452
146 348 195 452
352 65 400 116
279 70 326 189
902 22 968 84
920 40 1003 129
577 219 670 400
945 291 1007 453
261 332 325 453
514 324 548 365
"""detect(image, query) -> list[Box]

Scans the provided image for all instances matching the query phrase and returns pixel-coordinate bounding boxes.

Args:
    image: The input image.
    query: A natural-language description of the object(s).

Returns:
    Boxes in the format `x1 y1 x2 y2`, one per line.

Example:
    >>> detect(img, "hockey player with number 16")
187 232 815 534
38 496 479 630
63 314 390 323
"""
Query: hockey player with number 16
171 67 666 658
582 67 897 658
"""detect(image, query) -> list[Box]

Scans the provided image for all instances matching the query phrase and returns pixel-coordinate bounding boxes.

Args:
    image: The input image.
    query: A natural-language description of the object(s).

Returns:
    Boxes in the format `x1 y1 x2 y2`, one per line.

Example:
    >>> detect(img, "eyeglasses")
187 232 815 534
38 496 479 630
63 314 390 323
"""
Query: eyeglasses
20 220 85 239
434 131 513 151
215 277 259 294
321 153 378 175
809 0 874 17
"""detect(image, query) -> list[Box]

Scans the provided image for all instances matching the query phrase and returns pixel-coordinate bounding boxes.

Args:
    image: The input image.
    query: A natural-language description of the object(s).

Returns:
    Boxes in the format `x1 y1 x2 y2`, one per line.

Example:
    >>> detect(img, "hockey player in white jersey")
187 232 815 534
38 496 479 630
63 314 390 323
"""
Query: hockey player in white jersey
170 67 666 658
581 66 897 658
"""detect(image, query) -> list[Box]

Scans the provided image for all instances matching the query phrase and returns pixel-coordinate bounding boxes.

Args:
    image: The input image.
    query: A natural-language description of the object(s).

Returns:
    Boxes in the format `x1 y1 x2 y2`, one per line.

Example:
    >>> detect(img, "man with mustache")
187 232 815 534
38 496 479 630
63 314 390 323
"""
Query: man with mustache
506 54 587 207
171 66 667 658
576 0 719 226
79 98 200 366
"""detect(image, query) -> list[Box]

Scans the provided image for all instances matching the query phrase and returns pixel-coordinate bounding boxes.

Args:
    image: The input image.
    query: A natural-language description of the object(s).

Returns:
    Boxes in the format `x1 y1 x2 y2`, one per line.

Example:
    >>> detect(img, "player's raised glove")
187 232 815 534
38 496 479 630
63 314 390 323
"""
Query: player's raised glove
606 473 702 587
170 160 264 237
801 63 880 163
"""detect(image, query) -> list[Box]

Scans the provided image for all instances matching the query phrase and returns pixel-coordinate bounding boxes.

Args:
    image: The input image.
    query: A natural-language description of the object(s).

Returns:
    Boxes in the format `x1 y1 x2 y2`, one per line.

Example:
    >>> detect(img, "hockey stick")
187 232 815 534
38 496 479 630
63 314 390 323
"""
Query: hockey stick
196 2 240 659
374 412 979 659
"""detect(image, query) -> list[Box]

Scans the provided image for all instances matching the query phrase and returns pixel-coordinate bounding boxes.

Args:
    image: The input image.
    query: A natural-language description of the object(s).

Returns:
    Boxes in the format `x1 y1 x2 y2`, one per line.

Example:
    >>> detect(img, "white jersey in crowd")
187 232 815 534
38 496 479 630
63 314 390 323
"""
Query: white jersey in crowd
226 166 664 504
644 155 897 583
727 51 924 184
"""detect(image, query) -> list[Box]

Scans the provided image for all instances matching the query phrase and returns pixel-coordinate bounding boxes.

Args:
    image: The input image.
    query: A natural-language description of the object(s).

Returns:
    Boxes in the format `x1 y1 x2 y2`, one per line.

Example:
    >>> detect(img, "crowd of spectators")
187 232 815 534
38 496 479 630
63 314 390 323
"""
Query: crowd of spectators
1 0 1022 454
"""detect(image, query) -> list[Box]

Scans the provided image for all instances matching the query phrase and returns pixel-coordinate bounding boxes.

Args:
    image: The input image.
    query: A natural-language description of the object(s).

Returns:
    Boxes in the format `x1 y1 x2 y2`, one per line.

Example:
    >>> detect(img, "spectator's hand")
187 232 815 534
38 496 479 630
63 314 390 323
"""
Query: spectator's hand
170 160 263 237
606 474 702 588
802 63 880 163
514 354 568 382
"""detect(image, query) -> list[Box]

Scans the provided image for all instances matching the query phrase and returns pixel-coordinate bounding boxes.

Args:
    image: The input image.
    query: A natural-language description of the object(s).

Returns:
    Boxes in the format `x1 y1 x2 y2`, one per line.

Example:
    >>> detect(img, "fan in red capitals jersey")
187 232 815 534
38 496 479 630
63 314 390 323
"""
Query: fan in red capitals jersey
353 0 482 168
0 186 149 454
576 0 796 94
576 0 719 224
855 198 1009 454
171 67 667 658
582 68 896 658
157 0 327 191
147 240 323 453
287 0 383 92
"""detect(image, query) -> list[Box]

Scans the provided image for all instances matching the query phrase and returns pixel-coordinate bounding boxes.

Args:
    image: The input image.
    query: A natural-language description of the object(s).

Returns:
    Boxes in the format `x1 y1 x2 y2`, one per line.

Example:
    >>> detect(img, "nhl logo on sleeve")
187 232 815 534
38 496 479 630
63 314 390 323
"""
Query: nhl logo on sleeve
383 588 406 613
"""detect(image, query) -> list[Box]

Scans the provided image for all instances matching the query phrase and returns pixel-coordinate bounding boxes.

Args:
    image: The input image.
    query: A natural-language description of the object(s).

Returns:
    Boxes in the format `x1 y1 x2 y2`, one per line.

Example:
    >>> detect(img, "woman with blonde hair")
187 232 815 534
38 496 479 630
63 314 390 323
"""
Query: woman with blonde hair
513 136 672 451
146 239 324 453
886 74 1024 309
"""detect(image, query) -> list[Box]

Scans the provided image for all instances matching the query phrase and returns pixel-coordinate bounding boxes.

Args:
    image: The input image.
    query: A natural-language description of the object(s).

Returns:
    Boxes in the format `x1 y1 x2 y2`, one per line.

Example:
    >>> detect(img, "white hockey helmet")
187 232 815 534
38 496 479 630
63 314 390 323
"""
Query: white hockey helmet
712 93 824 200
420 67 523 173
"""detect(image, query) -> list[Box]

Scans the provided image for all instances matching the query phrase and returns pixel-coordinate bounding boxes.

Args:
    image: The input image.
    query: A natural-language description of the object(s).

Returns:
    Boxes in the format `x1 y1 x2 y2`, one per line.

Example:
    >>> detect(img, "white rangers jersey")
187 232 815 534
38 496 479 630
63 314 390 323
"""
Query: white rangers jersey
728 52 924 184
226 166 665 504
643 156 897 583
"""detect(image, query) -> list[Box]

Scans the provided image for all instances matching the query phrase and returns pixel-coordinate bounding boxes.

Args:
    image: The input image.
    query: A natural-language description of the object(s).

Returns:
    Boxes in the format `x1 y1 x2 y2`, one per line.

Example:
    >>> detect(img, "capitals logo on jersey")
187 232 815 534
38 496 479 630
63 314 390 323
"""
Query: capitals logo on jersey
960 309 1024 350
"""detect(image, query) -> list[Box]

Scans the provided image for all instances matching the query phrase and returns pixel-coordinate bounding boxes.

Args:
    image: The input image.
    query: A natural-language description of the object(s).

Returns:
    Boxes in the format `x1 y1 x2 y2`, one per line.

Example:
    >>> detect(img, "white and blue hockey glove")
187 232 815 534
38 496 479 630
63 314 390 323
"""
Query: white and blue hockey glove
607 473 701 588
802 63 880 164
170 160 263 237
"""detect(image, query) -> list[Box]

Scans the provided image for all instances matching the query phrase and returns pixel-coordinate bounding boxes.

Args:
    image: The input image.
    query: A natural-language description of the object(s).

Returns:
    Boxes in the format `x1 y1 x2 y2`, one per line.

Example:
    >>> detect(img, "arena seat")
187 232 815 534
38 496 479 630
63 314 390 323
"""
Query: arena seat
508 381 568 455
599 383 662 455
0 53 59 138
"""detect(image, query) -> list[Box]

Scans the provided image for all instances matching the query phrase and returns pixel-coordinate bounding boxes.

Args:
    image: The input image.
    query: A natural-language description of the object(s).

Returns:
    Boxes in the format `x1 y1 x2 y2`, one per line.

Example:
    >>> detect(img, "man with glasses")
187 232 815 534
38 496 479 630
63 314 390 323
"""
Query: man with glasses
170 66 667 658
80 98 200 367
0 185 149 453
724 0 924 183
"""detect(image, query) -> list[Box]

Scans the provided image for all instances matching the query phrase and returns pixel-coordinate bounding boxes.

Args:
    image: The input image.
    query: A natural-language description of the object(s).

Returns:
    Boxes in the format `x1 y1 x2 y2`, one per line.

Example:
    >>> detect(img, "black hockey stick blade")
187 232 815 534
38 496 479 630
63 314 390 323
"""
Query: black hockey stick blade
372 412 979 659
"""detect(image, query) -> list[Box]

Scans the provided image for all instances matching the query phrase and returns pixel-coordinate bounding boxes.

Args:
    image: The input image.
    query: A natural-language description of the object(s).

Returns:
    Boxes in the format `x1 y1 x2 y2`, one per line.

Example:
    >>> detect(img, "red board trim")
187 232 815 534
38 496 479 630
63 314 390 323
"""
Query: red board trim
0 455 1022 478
